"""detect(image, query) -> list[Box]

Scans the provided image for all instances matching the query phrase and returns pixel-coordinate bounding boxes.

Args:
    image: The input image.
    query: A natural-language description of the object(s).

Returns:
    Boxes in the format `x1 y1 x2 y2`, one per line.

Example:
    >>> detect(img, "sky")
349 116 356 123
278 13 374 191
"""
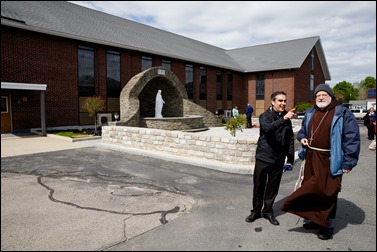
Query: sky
70 1 376 87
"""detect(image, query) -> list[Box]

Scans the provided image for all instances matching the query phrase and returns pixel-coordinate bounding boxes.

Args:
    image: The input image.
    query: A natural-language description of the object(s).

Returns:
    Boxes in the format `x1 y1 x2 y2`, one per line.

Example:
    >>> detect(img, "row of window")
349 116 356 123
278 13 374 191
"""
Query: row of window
78 45 237 100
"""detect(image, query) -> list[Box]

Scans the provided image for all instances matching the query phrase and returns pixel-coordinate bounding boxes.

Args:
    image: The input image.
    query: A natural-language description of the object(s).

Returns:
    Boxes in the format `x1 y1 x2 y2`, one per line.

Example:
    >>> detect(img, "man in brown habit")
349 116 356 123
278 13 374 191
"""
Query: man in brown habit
280 84 360 240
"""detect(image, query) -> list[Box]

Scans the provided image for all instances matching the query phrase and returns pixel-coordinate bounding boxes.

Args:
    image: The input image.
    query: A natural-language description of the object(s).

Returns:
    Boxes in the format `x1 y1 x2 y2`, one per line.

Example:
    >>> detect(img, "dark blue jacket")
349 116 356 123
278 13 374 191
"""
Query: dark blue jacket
298 105 360 175
245 105 254 117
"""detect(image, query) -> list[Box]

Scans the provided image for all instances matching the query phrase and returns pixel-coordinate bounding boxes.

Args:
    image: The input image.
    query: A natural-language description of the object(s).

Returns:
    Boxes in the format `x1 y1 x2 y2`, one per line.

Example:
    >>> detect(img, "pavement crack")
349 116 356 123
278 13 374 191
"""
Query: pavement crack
159 206 180 224
35 174 184 218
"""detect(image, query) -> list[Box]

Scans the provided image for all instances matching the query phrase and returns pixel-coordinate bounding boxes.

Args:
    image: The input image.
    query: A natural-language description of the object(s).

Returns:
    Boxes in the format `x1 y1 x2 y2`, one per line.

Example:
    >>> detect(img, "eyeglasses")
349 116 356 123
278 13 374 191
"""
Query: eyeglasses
316 93 329 98
277 99 287 102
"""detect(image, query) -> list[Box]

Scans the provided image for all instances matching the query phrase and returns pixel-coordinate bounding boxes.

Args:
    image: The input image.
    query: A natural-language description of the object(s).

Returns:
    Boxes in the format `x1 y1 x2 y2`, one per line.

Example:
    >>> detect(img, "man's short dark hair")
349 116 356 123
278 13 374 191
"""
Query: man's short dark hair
271 91 286 100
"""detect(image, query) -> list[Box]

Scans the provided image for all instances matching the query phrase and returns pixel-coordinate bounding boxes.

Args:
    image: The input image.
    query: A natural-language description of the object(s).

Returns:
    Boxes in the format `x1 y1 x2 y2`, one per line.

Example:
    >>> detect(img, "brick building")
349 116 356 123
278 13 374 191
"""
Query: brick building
1 1 330 134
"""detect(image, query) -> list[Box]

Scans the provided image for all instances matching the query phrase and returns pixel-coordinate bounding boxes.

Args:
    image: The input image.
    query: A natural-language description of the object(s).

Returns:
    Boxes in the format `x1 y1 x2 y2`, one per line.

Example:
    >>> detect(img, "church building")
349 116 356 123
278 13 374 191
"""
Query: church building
1 1 330 134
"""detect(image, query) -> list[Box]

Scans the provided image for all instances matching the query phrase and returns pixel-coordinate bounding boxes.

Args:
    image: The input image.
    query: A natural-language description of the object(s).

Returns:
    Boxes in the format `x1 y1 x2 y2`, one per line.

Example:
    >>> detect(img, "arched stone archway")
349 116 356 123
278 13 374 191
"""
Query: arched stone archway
118 66 221 129
119 66 188 126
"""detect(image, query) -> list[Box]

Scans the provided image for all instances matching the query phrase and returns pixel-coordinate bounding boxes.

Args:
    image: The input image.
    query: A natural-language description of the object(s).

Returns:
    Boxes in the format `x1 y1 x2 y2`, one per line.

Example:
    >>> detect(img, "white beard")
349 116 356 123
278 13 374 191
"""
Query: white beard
316 100 331 109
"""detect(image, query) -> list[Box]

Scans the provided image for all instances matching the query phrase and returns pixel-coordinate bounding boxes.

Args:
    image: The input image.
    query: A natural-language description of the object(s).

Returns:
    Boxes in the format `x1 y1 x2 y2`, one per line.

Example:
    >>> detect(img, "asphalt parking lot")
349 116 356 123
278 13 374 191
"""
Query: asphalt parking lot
1 125 376 251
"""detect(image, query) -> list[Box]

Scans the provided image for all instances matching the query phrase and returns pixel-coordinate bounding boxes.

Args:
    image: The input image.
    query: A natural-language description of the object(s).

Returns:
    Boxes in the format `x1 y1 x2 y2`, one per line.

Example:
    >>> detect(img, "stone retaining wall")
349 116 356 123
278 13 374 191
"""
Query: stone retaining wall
102 124 301 167
102 126 258 165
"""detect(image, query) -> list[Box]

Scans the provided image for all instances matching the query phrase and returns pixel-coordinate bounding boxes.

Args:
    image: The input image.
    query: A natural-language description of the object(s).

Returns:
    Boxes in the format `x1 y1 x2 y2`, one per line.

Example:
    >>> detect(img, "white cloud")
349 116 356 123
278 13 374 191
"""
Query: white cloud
71 1 376 86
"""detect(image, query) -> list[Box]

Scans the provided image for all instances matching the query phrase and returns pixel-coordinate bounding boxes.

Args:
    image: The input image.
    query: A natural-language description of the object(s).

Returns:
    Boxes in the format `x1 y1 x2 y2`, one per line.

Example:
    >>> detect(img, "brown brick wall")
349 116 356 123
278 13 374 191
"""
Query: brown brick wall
1 26 325 132
232 72 247 112
294 48 325 105
1 27 79 129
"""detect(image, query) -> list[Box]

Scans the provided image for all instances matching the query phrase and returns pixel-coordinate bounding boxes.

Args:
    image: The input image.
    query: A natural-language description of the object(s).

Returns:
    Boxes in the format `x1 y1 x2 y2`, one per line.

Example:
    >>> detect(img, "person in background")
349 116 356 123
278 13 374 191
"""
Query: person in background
245 91 296 226
363 107 376 140
232 105 239 117
245 103 254 128
280 84 360 240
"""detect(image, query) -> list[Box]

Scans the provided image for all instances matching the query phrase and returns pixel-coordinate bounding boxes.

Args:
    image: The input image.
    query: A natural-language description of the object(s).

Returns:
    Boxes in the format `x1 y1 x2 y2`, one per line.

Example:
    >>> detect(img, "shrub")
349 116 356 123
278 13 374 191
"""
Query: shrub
225 114 247 137
295 102 313 112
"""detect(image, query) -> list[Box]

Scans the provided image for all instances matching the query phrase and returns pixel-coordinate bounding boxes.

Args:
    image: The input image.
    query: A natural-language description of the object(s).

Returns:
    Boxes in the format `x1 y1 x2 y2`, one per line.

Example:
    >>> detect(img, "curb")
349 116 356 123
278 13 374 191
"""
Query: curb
47 134 102 142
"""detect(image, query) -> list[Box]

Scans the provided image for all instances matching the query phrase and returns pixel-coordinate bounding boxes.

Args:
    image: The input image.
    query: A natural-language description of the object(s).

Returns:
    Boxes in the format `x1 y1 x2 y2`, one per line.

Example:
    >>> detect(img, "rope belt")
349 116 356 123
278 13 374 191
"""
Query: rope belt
308 145 330 152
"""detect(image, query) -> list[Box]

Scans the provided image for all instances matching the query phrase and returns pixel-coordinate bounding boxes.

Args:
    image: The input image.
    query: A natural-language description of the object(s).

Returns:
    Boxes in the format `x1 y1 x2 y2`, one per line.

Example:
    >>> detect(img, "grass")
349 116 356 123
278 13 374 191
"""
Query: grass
49 130 95 138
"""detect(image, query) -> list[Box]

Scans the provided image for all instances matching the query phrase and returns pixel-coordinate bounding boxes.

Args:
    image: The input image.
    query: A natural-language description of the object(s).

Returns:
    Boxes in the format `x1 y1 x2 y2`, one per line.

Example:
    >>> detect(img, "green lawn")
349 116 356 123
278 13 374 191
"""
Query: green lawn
50 130 94 138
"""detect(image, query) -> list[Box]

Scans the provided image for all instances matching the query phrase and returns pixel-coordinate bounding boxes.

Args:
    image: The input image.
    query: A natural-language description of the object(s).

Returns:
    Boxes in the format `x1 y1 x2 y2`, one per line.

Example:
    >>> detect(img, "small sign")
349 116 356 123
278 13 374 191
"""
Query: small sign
157 69 165 75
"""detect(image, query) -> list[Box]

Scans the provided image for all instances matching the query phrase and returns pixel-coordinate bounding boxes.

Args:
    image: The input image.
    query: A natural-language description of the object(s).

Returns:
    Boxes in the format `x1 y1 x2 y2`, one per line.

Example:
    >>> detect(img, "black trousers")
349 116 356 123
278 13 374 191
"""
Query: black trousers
247 116 252 128
366 125 375 140
251 159 283 215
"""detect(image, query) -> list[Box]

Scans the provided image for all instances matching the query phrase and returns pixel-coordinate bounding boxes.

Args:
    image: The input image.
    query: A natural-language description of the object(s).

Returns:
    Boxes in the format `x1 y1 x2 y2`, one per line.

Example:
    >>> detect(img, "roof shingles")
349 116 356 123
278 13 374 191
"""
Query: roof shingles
1 1 330 79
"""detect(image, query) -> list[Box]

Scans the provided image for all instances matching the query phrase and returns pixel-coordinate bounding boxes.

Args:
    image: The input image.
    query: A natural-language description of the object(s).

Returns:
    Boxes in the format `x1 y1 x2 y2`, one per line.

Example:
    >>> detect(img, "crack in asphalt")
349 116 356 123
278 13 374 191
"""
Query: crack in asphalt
2 169 187 224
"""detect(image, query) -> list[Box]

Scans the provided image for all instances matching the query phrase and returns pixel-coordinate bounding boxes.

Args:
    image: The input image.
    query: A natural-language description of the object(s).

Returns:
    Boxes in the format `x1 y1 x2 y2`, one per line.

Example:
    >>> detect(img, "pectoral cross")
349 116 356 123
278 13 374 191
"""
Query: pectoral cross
309 111 329 147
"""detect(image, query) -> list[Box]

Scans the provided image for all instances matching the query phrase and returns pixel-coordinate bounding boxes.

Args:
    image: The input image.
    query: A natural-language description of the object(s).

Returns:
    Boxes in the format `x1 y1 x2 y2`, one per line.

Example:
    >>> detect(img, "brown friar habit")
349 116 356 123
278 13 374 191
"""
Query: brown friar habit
280 100 342 227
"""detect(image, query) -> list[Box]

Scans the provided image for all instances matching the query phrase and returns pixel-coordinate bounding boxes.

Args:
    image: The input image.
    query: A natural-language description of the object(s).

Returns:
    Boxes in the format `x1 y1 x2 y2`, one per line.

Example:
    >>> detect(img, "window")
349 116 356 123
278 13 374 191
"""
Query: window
106 50 121 97
78 46 95 96
216 70 223 100
311 49 315 70
185 64 194 100
141 55 153 71
199 66 207 100
1 96 8 113
161 59 171 70
227 72 233 100
310 74 314 99
256 73 265 100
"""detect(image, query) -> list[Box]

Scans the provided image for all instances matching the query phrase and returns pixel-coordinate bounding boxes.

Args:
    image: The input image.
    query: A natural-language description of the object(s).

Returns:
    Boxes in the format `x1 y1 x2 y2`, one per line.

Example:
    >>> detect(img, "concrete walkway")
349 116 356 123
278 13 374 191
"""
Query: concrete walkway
1 127 263 174
1 133 90 158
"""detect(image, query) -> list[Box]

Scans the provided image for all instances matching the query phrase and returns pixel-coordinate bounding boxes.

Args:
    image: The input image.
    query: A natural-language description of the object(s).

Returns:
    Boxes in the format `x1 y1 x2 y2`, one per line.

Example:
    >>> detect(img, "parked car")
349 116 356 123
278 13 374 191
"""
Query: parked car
294 112 305 119
350 109 367 120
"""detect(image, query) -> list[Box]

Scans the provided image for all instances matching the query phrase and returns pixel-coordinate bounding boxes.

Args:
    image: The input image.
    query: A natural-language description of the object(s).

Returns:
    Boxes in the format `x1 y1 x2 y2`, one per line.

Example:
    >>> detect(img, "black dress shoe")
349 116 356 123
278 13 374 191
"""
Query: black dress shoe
245 213 261 223
303 221 323 229
262 214 280 225
317 227 334 240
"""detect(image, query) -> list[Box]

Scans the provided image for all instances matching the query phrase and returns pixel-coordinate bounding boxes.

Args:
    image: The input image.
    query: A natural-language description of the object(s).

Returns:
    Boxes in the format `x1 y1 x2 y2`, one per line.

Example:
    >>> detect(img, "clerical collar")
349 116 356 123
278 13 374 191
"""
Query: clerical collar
270 107 283 116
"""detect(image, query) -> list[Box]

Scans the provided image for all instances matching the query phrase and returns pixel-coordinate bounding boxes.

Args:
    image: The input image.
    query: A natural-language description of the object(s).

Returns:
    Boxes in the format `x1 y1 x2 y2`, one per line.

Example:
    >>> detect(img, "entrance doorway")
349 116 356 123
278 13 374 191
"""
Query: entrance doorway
1 93 12 133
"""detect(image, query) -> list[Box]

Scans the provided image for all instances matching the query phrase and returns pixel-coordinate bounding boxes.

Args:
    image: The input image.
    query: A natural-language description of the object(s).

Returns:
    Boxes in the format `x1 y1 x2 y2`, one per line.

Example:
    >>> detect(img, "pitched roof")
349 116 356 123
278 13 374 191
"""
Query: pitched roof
226 37 329 75
1 1 330 80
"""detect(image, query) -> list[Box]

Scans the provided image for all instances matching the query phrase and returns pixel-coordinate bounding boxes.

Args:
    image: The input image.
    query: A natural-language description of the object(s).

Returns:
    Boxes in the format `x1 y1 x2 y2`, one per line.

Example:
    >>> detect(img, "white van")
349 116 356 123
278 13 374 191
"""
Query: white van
350 109 367 120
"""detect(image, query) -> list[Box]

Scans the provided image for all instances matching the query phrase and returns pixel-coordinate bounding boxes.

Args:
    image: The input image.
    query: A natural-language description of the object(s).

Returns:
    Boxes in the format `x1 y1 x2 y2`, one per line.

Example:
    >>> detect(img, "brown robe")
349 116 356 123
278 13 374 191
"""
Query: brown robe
280 100 342 227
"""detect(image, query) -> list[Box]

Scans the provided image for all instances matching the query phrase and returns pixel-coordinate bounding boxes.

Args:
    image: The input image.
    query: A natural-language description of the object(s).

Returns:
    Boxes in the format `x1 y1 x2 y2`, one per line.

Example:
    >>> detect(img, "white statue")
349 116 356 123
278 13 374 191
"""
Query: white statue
155 89 165 118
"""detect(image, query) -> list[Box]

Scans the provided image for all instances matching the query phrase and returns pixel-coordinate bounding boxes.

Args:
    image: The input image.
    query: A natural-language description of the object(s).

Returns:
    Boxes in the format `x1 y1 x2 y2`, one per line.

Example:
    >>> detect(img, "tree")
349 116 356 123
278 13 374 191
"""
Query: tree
361 76 376 89
83 96 106 135
358 76 376 99
332 81 359 103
